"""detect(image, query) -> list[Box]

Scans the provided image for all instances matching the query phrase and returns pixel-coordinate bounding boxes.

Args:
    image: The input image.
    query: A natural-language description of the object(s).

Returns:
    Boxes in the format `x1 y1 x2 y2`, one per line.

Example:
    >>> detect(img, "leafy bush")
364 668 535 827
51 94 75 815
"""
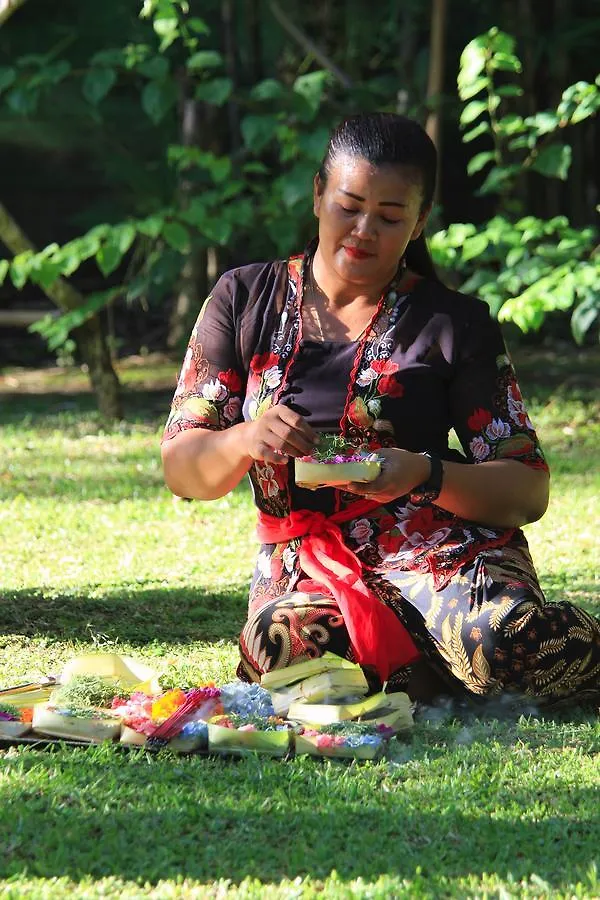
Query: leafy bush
431 27 600 343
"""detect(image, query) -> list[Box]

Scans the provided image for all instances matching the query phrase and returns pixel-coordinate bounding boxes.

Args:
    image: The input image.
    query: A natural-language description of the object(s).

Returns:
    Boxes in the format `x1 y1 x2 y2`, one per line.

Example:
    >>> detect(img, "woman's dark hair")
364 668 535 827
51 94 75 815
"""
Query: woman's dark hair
318 112 439 280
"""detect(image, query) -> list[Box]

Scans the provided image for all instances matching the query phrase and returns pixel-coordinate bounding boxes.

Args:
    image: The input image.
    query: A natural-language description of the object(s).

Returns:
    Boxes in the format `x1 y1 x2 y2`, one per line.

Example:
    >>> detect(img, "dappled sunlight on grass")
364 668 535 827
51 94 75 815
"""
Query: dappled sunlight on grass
0 349 598 899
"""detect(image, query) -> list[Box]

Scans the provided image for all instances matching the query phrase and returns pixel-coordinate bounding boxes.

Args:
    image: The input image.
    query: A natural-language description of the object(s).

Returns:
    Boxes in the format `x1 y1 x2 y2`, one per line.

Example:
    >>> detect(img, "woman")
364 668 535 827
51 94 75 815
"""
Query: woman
162 113 600 704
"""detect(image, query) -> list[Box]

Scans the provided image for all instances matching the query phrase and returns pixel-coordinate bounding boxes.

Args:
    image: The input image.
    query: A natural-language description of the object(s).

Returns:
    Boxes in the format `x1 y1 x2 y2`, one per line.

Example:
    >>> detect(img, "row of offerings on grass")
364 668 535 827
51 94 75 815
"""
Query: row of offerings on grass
0 653 412 760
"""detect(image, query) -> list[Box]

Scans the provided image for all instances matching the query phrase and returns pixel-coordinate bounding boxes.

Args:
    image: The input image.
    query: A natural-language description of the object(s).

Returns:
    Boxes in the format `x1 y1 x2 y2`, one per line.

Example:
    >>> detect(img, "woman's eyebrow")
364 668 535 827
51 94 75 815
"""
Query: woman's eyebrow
339 189 407 208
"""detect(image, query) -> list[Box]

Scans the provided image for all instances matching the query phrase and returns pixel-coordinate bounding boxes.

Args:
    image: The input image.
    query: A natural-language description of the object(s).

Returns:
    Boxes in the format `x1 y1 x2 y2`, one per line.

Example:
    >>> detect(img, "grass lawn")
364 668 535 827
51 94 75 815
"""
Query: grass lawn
0 345 598 899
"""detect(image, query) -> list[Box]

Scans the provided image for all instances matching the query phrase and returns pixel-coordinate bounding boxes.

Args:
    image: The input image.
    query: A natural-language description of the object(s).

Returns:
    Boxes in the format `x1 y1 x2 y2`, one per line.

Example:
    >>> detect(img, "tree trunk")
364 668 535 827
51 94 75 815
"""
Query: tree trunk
221 0 240 154
425 0 447 208
167 74 206 351
72 317 122 419
0 200 122 419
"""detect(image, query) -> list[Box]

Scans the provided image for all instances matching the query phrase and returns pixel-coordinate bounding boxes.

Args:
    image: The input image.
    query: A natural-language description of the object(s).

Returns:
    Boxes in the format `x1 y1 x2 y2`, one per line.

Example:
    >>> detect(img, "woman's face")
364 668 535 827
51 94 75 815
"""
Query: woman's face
313 153 430 289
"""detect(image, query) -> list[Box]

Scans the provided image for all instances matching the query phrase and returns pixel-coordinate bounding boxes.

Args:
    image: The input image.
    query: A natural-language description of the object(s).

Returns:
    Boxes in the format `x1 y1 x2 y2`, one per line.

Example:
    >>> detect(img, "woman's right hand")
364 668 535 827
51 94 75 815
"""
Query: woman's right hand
243 405 317 464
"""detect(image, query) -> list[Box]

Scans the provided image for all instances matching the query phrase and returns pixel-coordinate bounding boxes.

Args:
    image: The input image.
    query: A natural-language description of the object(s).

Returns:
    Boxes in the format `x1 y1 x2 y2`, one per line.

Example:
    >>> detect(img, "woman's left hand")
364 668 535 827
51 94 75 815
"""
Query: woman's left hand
340 448 430 504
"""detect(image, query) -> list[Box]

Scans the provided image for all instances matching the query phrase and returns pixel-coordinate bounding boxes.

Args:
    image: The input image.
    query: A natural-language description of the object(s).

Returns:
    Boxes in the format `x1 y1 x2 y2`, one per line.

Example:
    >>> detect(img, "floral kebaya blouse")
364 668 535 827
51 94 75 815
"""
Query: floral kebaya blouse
163 247 548 612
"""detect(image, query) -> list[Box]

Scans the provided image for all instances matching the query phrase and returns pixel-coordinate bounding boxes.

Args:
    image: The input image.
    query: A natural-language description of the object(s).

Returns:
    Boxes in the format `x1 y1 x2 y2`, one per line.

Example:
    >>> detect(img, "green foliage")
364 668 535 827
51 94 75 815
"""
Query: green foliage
0 1 337 352
2 11 598 354
457 27 600 196
431 27 600 343
430 216 600 338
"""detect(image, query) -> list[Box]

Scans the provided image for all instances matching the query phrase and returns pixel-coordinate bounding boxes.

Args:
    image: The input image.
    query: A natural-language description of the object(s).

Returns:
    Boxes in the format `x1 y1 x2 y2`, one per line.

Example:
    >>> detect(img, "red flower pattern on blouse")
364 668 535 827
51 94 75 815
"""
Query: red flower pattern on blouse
371 359 400 375
378 374 404 398
251 352 279 374
218 369 242 392
468 407 493 432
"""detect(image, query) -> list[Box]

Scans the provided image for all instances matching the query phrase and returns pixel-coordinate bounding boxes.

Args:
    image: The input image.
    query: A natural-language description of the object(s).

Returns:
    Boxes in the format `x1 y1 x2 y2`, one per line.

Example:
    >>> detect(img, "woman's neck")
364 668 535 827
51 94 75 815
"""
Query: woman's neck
311 246 399 308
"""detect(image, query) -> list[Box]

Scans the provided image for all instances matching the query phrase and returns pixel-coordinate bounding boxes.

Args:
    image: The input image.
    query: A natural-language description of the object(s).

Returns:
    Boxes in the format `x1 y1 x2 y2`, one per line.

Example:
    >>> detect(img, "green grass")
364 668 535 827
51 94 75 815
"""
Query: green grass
0 346 598 899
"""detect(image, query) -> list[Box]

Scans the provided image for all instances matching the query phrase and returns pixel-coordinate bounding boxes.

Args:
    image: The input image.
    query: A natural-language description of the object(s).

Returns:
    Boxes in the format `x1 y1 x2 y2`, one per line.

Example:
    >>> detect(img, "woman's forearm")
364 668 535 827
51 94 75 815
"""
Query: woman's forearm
435 459 550 528
161 425 254 500
162 405 317 501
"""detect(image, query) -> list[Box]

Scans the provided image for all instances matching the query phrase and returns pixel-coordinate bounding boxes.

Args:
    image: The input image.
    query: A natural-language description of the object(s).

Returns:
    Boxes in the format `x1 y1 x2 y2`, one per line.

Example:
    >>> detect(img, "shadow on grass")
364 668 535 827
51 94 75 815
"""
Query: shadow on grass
0 749 597 889
0 465 252 503
0 586 249 644
0 388 172 427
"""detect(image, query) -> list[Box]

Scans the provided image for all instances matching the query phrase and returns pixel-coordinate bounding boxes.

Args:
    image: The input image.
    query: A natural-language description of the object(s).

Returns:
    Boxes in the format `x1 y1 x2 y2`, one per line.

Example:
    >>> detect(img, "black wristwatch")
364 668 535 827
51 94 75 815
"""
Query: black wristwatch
409 452 444 506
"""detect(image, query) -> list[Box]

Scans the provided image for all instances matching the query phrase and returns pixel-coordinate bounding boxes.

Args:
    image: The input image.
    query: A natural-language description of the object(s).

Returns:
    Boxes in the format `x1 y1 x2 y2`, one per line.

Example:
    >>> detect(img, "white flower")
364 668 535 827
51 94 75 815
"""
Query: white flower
257 551 272 579
399 525 452 551
507 384 533 429
357 367 377 386
224 396 242 422
485 418 511 441
256 463 279 497
470 436 491 461
367 398 381 417
349 518 374 547
180 347 193 378
202 378 227 402
248 399 259 420
263 366 282 389
282 547 297 572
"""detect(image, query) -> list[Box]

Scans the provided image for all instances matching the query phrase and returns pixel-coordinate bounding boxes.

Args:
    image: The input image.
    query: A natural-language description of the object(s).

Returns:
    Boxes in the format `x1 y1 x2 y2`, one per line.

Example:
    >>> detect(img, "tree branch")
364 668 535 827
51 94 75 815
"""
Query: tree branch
269 1 353 89
0 0 27 27
0 200 122 418
0 201 85 313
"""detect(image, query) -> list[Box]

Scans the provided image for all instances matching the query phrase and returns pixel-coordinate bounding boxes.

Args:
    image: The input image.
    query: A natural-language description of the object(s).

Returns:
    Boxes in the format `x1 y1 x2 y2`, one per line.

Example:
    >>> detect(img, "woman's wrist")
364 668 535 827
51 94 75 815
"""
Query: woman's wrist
229 420 256 465
409 452 444 506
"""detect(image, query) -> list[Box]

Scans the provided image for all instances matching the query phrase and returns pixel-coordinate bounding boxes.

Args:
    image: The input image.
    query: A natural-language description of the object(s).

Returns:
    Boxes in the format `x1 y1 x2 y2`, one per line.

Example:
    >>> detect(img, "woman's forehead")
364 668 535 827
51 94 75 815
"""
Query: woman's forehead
325 154 423 196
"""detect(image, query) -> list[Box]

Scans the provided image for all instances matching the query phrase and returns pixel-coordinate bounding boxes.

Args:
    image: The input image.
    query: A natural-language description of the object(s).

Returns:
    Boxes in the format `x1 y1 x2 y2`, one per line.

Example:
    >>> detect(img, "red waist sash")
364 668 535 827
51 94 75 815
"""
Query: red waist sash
256 502 420 682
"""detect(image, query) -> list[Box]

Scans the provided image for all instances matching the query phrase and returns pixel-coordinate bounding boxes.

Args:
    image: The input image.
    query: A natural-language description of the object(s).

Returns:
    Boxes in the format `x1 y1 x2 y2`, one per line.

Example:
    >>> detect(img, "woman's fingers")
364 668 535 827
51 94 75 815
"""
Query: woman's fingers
248 405 316 461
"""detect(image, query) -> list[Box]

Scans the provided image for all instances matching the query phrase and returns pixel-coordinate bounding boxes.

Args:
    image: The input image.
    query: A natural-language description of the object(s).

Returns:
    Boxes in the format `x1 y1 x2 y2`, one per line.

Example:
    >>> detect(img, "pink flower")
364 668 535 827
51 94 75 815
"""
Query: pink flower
470 436 491 461
316 734 335 748
349 518 374 546
263 366 282 389
224 396 242 422
485 418 511 440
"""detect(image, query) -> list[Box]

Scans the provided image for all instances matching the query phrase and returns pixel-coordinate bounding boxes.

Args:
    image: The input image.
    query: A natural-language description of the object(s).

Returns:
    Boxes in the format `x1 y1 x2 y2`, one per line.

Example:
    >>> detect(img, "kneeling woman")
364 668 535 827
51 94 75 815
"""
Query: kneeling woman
161 112 600 705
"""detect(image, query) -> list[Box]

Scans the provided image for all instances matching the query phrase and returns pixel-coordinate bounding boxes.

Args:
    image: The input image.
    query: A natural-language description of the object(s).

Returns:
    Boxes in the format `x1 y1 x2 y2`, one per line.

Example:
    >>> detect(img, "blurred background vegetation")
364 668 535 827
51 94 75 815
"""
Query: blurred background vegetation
0 0 598 417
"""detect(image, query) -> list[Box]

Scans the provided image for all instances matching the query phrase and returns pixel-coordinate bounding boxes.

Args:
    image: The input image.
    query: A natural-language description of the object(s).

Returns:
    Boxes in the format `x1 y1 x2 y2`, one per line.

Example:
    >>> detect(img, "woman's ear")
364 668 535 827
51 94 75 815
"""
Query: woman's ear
410 203 432 241
313 173 324 217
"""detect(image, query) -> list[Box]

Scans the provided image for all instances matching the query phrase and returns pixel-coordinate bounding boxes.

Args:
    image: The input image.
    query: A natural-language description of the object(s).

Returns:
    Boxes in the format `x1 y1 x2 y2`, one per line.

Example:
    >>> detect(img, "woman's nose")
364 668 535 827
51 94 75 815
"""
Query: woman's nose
352 214 376 239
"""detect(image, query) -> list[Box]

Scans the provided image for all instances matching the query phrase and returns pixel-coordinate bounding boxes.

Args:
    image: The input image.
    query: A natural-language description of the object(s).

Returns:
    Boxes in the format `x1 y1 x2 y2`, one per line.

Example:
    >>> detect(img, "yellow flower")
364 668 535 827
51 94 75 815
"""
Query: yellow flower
151 689 186 722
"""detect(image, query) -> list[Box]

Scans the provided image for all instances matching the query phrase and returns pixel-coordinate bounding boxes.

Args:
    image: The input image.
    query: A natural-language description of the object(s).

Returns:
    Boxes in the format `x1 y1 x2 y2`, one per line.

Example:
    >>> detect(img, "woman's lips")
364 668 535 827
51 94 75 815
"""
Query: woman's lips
343 246 375 260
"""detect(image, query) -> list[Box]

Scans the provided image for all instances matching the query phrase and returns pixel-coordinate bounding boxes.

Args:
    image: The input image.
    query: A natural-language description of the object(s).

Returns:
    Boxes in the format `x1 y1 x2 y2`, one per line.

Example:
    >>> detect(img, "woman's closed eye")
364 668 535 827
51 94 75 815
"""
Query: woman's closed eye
339 205 401 226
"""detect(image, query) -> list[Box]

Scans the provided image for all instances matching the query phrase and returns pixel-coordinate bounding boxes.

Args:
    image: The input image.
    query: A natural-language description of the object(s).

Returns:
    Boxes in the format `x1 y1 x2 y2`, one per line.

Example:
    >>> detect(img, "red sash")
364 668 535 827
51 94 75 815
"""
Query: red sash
256 502 420 681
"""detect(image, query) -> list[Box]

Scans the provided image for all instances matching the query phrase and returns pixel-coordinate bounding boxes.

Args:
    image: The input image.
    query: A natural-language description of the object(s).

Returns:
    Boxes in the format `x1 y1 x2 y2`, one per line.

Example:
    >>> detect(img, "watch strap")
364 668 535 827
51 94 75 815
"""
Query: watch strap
409 452 444 507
